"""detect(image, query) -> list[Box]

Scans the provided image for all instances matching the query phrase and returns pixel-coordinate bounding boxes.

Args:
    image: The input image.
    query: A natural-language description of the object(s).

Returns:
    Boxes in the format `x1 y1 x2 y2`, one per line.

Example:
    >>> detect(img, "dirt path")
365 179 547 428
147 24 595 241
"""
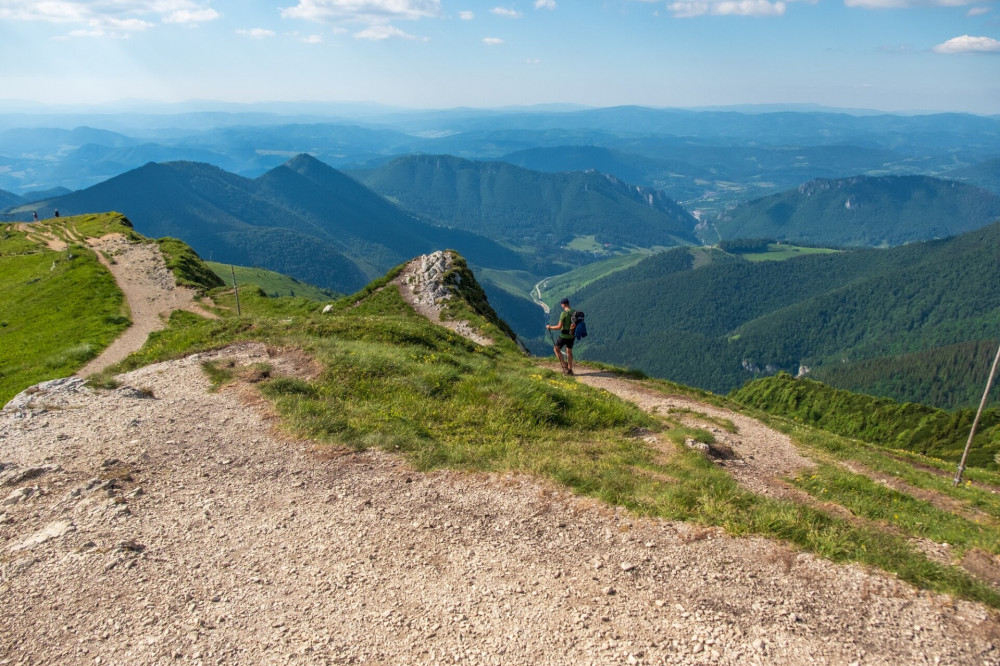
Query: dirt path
2 344 1000 665
549 366 814 500
77 234 216 376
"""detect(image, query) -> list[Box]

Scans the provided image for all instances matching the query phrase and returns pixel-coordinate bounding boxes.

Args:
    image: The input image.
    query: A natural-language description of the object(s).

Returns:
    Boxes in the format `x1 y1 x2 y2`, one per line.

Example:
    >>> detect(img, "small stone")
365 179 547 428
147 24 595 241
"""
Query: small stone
603 587 616 596
3 486 35 506
692 642 704 654
627 655 638 665
753 639 765 652
654 600 666 608
620 562 636 572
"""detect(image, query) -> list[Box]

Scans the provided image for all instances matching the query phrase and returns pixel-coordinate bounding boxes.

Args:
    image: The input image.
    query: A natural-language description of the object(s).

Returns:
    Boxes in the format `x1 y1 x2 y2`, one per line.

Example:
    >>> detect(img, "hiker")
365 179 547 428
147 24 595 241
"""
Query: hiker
53 209 59 218
547 297 576 375
32 211 38 222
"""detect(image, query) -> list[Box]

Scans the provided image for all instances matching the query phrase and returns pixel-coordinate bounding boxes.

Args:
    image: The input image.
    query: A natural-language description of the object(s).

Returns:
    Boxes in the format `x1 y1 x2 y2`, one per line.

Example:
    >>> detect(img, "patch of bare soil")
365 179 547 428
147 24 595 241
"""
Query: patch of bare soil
77 234 217 376
2 343 1000 665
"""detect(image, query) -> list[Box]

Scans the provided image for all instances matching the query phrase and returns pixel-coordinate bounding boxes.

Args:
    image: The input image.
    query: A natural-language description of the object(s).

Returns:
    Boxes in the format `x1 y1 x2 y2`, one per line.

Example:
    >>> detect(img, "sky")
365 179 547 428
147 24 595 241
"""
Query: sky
0 0 998 115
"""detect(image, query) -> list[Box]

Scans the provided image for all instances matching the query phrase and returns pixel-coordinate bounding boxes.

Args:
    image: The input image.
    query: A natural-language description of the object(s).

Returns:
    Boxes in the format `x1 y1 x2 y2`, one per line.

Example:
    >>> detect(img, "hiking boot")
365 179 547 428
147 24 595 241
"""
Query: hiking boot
566 368 574 376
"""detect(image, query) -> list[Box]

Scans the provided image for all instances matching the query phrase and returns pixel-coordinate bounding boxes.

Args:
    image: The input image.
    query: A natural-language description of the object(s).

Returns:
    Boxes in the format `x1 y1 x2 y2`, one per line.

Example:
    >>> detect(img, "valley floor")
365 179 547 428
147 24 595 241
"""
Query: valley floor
2 343 998 665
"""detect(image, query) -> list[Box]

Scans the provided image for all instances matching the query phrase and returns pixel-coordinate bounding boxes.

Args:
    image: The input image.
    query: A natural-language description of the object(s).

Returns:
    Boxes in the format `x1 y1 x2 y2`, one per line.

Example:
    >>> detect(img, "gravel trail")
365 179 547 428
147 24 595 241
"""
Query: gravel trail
2 344 999 665
78 234 217 376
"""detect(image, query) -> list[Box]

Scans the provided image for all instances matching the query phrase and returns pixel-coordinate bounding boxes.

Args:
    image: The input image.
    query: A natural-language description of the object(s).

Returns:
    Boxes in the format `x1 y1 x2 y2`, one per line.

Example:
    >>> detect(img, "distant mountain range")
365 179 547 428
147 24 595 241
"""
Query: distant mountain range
565 221 1000 408
713 175 1000 247
3 107 999 214
0 188 23 209
349 154 698 271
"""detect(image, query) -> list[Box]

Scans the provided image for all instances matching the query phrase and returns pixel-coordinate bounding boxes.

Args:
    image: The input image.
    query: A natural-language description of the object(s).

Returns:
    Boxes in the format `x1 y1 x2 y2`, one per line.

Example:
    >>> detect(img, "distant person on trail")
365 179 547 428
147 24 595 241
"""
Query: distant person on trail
32 211 38 222
547 297 576 375
53 209 59 218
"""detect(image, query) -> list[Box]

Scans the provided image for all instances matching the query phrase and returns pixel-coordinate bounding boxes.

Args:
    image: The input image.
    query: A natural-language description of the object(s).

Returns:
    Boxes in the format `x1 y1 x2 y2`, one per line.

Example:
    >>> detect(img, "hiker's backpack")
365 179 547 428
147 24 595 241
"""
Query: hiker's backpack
572 310 587 340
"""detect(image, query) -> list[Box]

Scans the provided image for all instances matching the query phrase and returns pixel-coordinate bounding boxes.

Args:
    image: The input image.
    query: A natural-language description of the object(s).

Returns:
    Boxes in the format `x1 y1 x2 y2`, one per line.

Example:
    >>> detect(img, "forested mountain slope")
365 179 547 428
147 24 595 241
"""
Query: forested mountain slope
349 154 699 270
570 221 1000 408
714 175 1000 247
12 155 522 294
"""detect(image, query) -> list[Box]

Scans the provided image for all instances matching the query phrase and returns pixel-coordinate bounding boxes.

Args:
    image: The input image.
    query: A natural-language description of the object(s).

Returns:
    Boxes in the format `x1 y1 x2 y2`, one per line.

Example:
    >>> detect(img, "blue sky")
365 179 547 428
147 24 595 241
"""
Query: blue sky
0 0 998 114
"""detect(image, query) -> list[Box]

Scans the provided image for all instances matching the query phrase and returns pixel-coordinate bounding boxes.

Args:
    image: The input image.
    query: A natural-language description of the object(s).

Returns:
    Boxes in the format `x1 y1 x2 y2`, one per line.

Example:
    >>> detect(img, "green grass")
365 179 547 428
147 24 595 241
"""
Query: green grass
16 224 1000 610
564 234 610 254
740 243 842 262
0 221 129 405
540 253 649 309
205 261 337 301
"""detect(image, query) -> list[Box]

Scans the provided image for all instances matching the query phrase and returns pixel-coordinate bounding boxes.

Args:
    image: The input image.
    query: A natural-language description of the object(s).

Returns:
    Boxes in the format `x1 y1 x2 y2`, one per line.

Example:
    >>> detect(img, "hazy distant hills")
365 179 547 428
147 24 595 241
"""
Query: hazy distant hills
714 175 1000 247
349 154 699 267
4 106 998 213
13 155 523 293
569 221 1000 408
0 188 24 209
944 158 1000 197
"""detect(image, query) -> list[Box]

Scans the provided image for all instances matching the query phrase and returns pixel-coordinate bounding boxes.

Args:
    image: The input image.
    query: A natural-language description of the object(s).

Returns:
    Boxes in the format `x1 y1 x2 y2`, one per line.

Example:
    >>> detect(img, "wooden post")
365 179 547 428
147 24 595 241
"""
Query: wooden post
231 265 241 317
954 340 1000 486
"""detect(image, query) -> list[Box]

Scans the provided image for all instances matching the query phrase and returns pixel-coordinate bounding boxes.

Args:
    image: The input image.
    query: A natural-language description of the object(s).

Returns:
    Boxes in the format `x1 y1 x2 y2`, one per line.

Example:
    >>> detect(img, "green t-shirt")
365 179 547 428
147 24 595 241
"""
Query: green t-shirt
558 309 575 339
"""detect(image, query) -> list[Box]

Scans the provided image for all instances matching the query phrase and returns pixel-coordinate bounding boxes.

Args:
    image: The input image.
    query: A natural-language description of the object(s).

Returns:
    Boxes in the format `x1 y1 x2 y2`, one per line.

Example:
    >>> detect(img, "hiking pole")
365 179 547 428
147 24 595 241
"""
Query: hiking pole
954 338 1000 486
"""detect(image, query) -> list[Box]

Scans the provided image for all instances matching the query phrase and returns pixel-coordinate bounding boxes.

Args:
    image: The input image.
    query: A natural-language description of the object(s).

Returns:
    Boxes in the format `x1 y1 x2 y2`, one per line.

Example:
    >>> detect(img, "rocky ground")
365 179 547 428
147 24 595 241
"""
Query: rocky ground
2 344 999 665
393 252 494 347
3 245 1000 665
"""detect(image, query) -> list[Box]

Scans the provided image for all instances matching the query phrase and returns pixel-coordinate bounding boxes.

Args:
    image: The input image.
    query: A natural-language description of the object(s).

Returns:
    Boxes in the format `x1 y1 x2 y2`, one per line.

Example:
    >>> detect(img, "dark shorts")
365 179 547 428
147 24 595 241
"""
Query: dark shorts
555 336 575 349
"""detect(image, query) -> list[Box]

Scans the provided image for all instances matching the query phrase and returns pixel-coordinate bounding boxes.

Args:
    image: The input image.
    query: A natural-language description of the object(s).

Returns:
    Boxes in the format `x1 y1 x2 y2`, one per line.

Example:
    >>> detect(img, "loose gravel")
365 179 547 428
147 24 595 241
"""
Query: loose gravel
2 343 999 665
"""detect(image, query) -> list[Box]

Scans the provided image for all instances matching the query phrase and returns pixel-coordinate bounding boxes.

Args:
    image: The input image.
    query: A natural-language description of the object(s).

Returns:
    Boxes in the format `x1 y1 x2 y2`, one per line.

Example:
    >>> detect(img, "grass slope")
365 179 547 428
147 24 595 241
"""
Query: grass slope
205 261 337 300
94 272 1000 609
0 213 222 406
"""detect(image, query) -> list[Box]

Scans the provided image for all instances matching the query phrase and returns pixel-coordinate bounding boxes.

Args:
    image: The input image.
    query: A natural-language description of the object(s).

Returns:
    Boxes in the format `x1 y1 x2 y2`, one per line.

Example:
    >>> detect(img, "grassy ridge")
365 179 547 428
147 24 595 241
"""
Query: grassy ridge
0 217 129 404
0 214 226 406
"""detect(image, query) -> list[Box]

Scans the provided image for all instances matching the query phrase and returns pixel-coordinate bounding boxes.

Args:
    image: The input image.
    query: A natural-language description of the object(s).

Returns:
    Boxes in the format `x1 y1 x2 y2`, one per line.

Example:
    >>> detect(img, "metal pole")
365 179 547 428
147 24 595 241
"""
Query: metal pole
231 265 241 317
954 339 1000 486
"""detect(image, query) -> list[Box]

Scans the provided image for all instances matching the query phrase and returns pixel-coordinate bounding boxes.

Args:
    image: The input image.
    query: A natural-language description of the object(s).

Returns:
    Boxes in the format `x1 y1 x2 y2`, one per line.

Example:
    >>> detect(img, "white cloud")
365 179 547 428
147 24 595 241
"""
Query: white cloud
237 28 277 39
933 34 1000 53
483 36 505 45
668 0 786 16
491 7 523 18
844 0 975 8
354 24 418 39
299 33 324 43
966 5 991 14
0 1 218 35
459 10 475 19
535 0 557 8
282 0 441 23
163 8 220 24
